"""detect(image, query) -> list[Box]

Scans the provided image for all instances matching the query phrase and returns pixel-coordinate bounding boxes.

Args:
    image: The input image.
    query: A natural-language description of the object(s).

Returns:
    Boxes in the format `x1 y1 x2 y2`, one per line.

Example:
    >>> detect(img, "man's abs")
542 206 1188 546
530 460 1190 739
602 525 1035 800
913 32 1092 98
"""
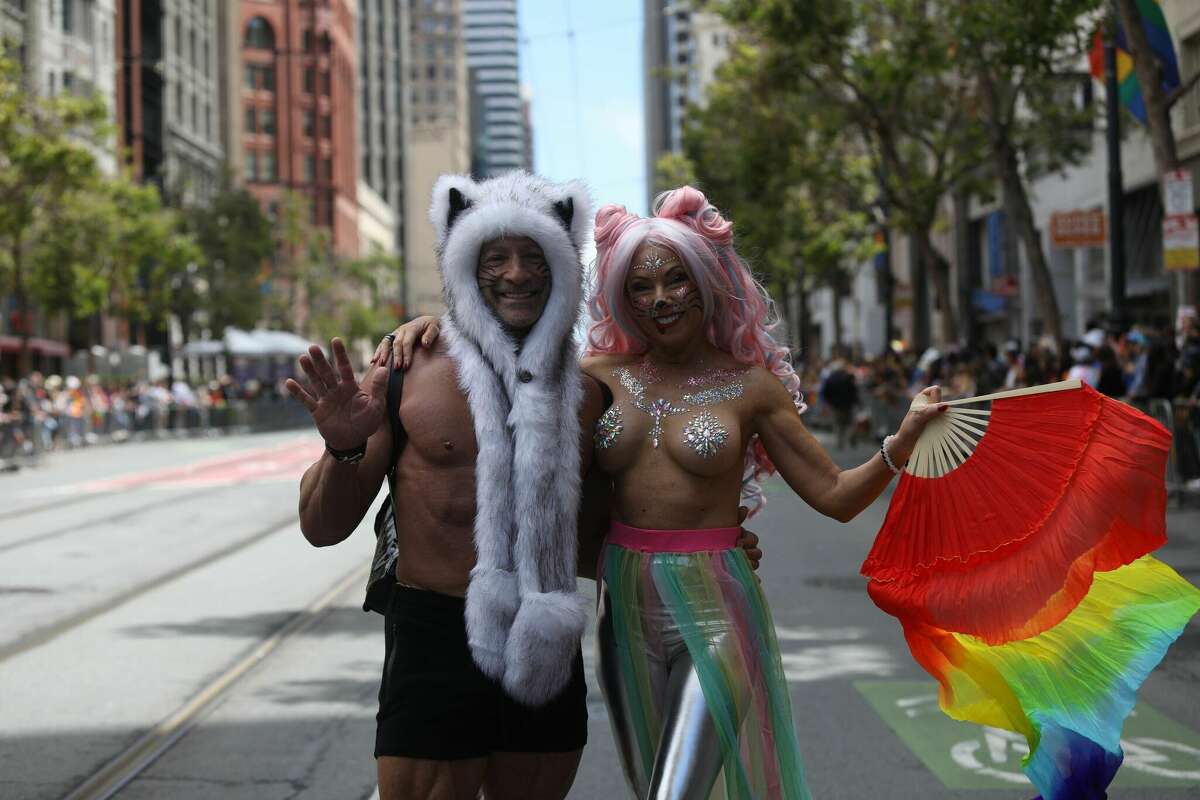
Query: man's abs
392 347 481 596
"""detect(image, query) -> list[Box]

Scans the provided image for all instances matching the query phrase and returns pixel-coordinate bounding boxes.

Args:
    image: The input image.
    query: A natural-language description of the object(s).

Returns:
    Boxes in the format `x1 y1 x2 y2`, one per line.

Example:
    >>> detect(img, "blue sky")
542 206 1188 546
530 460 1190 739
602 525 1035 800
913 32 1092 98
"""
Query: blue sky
518 0 648 215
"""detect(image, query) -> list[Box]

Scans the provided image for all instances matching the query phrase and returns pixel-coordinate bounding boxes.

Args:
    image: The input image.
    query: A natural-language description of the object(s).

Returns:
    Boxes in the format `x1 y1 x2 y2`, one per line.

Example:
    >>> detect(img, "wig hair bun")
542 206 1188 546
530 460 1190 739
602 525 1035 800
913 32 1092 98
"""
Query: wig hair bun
594 203 639 247
653 186 733 246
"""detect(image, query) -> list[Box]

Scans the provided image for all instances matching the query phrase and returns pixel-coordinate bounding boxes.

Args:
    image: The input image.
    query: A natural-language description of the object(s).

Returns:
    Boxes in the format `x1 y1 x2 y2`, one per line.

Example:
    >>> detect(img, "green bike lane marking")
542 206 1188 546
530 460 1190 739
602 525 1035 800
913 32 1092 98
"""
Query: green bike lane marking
856 680 1200 791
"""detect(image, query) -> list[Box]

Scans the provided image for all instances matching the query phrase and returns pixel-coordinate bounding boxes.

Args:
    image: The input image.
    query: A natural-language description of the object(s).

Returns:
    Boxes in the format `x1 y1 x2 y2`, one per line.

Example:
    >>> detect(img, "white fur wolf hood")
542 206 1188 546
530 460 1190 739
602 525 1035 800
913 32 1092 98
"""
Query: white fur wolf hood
429 172 592 706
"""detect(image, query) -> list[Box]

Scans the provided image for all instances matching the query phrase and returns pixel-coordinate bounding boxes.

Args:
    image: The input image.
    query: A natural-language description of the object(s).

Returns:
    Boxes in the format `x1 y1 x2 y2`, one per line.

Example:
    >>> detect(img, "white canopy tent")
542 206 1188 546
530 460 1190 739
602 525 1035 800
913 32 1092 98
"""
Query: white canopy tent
180 328 316 358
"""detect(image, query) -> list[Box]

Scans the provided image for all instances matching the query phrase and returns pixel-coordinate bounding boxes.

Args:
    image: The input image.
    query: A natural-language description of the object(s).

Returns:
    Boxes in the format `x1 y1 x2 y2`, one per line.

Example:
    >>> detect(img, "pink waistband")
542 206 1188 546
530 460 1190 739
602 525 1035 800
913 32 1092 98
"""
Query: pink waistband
607 520 740 553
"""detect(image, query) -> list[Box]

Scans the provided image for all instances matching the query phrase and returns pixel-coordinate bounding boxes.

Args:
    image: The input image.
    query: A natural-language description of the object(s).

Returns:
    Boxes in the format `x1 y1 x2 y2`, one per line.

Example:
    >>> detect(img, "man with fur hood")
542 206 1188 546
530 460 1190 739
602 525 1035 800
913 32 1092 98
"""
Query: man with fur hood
288 173 606 799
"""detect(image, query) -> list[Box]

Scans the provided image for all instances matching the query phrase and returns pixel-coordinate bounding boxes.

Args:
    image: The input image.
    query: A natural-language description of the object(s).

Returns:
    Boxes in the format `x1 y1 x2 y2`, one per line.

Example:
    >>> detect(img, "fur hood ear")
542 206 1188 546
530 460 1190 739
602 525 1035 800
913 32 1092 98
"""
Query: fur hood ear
429 172 593 257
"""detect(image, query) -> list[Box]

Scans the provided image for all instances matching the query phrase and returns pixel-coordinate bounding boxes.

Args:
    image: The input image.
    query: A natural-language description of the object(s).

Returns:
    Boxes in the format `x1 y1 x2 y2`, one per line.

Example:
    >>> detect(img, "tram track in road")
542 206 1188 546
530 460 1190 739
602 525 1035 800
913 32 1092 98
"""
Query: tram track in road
0 487 133 524
60 563 369 800
0 435 317 524
0 512 301 664
0 483 236 555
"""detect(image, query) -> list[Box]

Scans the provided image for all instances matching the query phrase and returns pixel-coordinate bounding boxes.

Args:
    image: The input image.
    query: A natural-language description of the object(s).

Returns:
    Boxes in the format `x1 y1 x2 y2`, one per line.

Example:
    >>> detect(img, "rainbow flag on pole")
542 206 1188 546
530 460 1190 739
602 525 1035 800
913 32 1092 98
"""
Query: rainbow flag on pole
1088 0 1180 126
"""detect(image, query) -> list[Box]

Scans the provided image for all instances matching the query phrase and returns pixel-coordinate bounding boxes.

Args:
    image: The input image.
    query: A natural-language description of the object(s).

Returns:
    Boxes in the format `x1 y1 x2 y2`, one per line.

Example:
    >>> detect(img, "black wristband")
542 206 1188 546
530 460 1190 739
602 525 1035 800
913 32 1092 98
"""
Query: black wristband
326 441 367 463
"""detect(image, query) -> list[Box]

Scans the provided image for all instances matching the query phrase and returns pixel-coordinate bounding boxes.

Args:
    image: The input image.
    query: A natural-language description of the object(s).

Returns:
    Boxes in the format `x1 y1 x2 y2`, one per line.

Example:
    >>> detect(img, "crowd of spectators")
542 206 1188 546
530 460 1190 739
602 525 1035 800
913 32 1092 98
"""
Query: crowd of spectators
803 315 1200 491
0 372 301 465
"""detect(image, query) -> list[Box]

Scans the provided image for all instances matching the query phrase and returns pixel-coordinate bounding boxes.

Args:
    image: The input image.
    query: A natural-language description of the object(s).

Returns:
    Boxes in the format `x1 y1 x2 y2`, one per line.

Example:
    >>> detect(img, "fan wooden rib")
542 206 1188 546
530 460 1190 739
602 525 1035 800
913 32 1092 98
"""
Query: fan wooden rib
904 380 1082 478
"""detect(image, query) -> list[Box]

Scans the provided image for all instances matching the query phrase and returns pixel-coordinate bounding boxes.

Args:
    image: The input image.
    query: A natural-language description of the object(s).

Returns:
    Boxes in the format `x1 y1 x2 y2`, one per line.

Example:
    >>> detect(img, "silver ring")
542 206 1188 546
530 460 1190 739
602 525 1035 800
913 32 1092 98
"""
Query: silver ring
384 334 395 342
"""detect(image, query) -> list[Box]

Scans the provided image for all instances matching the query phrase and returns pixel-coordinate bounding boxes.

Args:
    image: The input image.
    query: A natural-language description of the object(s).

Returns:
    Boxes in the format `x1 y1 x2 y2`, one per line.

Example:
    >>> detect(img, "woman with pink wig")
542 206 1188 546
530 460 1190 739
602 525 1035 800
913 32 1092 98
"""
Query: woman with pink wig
389 186 943 799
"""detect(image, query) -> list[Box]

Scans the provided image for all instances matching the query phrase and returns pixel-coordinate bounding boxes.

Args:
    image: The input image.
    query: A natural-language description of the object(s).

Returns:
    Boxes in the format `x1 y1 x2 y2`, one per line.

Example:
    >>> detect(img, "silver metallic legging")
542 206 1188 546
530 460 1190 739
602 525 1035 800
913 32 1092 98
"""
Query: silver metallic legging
596 583 746 799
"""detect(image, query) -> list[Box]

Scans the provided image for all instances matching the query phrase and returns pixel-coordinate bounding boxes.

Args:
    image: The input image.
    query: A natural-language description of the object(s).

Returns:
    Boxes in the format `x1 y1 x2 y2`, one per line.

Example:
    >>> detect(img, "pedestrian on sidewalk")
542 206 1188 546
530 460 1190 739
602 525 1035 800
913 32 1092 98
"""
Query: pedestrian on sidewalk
820 355 859 450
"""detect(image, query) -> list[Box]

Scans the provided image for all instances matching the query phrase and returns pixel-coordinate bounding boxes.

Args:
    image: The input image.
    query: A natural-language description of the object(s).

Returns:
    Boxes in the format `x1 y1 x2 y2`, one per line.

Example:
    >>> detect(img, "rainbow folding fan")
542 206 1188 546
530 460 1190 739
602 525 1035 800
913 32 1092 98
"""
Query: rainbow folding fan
861 379 1200 800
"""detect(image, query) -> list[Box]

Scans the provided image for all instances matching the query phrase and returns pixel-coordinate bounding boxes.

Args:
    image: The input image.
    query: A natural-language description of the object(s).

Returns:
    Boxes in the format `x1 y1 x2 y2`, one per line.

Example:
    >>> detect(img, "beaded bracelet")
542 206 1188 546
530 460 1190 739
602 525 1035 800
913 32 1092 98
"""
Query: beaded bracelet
881 434 902 476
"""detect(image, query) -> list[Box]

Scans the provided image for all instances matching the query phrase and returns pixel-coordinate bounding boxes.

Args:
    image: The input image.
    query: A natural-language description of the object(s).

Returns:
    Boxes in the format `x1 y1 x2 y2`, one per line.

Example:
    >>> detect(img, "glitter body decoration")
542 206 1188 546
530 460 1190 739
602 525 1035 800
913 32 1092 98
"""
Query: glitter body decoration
638 359 663 386
684 367 748 388
683 411 729 458
594 405 624 449
682 382 745 406
613 367 744 449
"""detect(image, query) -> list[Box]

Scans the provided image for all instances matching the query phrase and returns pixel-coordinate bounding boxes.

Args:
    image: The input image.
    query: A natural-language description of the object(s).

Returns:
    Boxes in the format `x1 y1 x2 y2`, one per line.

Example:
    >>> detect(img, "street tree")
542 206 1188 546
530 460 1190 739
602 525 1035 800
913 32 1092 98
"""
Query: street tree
0 50 107 371
951 0 1101 345
184 184 274 339
719 0 990 348
1115 0 1200 305
31 172 200 333
669 42 877 356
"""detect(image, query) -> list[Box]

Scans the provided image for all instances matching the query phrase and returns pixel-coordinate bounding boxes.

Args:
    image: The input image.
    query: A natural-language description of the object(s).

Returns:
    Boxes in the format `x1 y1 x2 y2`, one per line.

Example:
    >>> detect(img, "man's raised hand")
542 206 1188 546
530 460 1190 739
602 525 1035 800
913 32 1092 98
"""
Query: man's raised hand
285 338 389 450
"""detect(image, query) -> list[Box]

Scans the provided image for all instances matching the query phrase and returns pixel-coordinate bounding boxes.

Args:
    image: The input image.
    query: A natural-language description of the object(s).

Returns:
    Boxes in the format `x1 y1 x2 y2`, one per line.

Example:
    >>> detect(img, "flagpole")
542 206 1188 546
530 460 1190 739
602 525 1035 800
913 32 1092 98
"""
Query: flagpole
1105 0 1127 328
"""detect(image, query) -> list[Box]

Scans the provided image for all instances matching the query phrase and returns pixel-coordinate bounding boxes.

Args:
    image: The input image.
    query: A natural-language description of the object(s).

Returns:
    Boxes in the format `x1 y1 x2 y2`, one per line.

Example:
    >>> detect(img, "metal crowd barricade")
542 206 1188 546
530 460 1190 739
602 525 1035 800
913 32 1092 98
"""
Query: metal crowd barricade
1135 398 1200 506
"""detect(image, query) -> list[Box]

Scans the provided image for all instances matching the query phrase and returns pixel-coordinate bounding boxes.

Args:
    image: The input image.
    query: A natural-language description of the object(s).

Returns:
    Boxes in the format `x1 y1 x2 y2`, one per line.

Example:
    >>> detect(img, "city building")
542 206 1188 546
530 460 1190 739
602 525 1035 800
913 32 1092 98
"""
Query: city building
117 0 226 202
642 0 731 209
463 0 527 177
23 0 120 175
403 0 470 316
356 0 406 238
235 0 359 256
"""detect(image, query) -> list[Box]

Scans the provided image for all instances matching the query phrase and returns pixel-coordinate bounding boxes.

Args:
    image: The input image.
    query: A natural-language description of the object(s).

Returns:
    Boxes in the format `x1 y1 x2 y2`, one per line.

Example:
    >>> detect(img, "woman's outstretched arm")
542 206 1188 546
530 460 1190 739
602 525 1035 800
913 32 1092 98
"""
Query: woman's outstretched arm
752 369 943 523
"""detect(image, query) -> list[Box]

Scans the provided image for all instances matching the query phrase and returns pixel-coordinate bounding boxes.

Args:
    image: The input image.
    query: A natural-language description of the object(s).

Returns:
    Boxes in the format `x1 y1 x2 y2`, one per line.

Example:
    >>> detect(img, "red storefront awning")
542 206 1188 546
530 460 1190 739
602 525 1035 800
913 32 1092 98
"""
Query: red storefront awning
0 335 71 358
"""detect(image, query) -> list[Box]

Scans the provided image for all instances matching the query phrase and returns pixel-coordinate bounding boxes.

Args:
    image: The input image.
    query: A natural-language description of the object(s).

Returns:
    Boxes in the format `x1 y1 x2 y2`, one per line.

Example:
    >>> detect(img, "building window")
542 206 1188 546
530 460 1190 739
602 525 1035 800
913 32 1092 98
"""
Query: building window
61 0 72 34
303 110 314 136
245 150 259 181
244 17 275 49
302 29 313 52
362 155 372 183
262 151 277 181
203 37 210 74
245 65 275 92
259 107 274 135
321 157 332 182
320 114 331 137
304 154 315 182
189 28 196 67
304 68 314 93
319 71 330 95
205 103 212 138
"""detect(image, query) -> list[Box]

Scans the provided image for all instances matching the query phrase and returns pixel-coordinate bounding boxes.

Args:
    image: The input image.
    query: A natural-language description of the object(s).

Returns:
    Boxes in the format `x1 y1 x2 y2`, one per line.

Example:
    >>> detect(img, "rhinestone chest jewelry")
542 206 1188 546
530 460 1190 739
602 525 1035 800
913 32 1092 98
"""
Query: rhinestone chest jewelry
594 404 624 449
613 366 744 449
683 411 729 458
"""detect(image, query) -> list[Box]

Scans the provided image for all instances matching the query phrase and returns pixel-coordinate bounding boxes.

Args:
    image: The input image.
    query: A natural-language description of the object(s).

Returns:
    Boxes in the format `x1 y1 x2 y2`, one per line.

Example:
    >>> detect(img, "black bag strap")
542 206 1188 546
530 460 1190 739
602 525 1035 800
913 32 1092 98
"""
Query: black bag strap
386 365 407 487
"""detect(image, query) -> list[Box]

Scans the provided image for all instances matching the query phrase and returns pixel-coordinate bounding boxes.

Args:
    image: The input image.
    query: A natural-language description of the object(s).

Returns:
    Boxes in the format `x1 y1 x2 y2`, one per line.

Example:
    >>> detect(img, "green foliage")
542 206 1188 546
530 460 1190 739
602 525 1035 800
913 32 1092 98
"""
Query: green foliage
949 0 1101 179
182 184 274 337
271 191 400 344
675 42 878 299
0 49 202 361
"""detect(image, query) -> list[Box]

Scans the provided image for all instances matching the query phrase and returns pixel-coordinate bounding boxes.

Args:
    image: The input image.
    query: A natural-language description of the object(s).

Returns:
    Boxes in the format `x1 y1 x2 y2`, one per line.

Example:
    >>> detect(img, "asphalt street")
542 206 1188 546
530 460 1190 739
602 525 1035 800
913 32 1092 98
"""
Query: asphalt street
0 431 1197 799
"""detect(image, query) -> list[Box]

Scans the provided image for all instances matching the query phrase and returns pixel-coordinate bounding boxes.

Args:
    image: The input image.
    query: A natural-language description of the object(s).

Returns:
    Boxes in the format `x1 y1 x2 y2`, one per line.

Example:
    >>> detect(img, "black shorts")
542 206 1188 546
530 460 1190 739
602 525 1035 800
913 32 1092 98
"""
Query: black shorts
375 584 588 760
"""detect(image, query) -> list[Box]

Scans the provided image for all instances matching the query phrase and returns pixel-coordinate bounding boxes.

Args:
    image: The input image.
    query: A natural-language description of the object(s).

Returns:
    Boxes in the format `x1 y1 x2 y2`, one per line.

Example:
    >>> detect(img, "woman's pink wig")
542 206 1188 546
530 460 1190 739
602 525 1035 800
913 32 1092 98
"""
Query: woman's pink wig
586 186 806 512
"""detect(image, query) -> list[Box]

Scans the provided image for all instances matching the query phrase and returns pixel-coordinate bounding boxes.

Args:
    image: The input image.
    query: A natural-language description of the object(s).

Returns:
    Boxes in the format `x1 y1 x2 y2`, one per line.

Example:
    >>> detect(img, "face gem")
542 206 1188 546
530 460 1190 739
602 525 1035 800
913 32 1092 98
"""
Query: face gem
683 411 729 458
638 251 668 273
594 404 624 450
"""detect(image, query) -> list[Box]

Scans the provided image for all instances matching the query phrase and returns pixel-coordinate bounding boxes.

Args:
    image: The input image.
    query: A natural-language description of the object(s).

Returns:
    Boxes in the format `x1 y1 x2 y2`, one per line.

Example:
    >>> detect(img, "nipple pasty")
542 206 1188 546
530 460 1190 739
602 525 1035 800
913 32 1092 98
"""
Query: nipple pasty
861 380 1200 800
